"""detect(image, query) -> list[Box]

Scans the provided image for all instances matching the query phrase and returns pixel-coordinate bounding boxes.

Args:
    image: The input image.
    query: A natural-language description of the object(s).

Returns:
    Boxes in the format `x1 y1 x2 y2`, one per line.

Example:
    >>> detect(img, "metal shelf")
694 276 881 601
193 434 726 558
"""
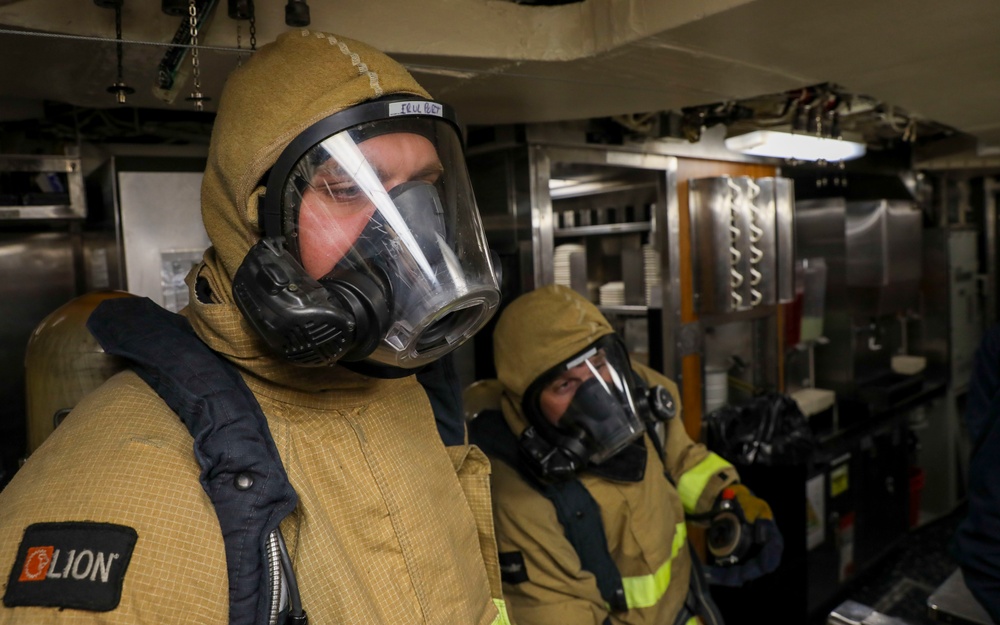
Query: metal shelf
550 178 656 200
0 154 86 221
0 204 82 220
598 305 652 316
699 304 780 326
554 222 651 238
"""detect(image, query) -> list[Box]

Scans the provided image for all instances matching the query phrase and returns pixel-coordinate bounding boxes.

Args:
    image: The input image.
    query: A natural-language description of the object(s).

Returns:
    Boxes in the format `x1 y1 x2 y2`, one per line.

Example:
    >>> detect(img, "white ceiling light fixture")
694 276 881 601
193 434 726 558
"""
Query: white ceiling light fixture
724 129 867 162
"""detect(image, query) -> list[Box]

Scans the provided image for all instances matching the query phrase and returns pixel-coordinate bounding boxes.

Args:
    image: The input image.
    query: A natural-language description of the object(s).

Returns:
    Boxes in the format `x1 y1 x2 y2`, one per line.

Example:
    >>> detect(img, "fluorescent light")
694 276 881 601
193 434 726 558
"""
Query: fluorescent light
724 130 867 162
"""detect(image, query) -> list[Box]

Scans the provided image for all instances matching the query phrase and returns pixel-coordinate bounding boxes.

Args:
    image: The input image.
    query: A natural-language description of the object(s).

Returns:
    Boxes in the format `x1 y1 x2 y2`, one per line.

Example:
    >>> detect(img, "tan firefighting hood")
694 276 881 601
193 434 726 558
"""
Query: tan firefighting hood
183 29 431 389
492 284 616 436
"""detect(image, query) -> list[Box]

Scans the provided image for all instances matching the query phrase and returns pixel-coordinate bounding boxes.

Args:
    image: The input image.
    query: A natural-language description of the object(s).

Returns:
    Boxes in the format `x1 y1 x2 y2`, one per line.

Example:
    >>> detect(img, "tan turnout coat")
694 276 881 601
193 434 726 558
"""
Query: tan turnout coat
488 285 737 625
0 30 507 625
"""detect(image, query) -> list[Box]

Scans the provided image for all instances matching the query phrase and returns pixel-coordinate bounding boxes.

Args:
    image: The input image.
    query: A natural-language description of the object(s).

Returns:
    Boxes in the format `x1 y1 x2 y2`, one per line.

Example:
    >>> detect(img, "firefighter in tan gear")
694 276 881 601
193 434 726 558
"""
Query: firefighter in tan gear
471 285 782 625
0 31 511 625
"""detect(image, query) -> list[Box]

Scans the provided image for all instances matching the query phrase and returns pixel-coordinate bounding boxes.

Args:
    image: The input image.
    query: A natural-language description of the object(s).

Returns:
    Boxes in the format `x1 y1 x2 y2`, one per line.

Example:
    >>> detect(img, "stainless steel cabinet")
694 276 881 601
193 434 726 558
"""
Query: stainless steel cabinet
467 143 683 378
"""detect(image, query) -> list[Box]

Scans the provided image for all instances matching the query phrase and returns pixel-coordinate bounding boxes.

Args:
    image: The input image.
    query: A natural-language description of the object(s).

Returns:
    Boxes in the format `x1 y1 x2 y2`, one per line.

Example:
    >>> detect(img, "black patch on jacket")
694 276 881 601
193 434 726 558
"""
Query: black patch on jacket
499 551 529 585
4 522 138 612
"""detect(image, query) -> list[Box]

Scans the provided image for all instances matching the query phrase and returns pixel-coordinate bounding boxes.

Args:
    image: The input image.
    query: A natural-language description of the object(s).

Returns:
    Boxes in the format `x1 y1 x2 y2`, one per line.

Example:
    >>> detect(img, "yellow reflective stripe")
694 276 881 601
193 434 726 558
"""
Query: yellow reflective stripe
491 598 512 625
677 453 733 513
685 618 699 625
619 523 687 609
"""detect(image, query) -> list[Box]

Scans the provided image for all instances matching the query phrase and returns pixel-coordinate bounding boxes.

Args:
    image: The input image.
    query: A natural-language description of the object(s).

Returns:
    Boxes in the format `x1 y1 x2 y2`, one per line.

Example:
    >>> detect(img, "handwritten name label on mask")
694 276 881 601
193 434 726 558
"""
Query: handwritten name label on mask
389 101 444 117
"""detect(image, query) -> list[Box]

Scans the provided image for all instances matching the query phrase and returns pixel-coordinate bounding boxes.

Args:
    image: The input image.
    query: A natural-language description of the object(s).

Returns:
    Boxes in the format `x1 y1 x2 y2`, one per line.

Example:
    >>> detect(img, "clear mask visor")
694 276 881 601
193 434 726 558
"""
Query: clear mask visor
280 118 499 368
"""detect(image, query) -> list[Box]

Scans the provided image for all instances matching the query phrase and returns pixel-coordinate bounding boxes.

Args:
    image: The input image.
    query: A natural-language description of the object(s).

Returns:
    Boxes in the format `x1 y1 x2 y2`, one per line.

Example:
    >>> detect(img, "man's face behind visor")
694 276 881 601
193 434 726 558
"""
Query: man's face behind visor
297 132 444 279
539 348 614 425
530 337 646 466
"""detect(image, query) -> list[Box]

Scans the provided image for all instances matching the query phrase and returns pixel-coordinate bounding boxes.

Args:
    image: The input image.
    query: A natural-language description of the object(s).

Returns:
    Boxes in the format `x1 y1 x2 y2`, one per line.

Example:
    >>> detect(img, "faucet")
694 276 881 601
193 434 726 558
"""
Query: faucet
857 320 883 351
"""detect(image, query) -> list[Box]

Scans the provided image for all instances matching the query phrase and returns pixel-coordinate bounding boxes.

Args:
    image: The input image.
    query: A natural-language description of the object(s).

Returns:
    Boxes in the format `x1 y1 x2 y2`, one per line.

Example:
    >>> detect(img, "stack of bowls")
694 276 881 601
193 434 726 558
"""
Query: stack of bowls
704 366 729 413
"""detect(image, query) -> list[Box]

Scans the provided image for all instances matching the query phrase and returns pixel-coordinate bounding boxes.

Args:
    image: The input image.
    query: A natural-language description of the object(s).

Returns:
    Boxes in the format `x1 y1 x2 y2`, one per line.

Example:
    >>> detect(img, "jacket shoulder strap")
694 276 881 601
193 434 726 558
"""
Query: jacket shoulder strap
469 410 627 612
88 297 297 625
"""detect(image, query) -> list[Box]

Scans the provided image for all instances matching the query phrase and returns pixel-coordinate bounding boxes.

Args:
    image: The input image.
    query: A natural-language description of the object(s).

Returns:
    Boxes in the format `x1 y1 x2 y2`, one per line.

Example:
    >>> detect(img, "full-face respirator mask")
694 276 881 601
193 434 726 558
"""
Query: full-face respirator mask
517 335 652 480
233 97 501 373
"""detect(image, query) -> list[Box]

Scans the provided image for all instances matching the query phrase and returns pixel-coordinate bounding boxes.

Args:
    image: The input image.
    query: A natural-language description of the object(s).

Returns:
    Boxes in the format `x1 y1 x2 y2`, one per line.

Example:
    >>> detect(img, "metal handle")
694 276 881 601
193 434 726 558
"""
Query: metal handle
726 177 746 309
745 179 764 307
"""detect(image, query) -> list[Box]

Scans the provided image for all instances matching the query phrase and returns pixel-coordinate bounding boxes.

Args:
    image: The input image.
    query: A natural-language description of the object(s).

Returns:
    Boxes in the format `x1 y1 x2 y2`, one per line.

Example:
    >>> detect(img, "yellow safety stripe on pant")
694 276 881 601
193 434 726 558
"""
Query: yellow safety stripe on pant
684 618 699 625
491 598 512 625
618 522 687 610
677 453 733 514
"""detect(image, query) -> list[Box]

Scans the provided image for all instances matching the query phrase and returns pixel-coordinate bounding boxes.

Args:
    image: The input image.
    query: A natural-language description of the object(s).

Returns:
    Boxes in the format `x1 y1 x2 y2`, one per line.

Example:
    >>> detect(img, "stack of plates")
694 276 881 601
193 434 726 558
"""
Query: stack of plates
554 244 585 288
643 244 661 306
599 281 625 306
704 366 728 414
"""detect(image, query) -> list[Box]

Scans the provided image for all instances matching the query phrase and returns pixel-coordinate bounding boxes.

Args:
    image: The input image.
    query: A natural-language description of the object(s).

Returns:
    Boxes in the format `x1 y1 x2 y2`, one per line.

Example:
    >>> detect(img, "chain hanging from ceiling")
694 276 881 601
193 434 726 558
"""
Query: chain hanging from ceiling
82 0 313 109
184 0 210 110
93 0 136 105
229 0 256 67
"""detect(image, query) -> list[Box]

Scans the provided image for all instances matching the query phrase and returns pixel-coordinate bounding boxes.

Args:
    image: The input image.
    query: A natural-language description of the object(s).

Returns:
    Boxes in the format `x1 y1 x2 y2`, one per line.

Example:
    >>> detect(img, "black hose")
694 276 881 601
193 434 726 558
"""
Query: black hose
277 532 307 624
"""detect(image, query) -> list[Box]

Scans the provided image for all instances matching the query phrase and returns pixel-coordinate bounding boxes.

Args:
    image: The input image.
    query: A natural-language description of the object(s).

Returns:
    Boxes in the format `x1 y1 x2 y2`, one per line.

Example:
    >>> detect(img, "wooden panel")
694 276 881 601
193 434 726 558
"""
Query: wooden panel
681 353 703 440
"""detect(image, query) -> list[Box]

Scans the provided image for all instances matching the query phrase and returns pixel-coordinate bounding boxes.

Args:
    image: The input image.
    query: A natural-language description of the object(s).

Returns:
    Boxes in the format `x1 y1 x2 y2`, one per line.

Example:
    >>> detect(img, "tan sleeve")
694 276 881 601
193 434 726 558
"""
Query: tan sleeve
490 460 609 625
632 362 739 515
0 372 229 625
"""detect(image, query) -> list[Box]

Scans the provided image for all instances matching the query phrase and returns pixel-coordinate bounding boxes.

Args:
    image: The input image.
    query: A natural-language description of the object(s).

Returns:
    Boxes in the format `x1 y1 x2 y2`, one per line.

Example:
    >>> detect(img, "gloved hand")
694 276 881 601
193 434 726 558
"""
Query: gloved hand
704 484 783 587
